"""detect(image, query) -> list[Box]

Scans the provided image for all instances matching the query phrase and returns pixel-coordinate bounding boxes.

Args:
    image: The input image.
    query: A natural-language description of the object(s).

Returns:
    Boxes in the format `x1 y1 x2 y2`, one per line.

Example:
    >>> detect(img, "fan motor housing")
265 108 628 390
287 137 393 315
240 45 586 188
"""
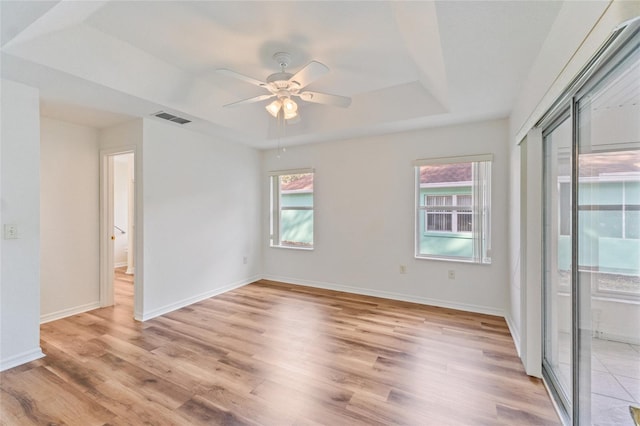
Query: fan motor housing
266 72 293 84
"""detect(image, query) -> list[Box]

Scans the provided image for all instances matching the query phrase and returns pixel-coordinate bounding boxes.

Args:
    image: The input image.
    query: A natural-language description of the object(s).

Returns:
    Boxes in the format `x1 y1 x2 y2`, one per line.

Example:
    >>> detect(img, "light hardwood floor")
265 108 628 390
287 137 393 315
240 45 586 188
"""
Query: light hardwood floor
1 274 560 425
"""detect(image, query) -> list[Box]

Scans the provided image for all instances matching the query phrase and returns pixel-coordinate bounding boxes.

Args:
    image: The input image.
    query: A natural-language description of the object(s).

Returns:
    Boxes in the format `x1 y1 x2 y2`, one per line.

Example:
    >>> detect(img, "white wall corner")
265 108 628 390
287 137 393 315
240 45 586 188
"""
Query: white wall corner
505 313 522 357
138 275 261 322
523 127 543 378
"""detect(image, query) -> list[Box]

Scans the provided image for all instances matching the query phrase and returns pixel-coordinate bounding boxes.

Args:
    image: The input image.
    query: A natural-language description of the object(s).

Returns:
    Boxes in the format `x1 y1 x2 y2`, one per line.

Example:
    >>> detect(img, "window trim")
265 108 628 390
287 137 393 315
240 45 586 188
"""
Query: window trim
269 168 315 250
414 154 493 167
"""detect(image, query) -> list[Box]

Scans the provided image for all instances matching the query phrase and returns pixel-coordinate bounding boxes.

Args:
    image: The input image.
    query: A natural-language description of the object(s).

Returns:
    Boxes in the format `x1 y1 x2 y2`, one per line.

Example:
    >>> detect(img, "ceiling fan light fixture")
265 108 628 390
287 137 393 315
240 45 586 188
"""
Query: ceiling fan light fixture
282 97 297 113
284 109 298 120
266 100 282 117
220 52 350 124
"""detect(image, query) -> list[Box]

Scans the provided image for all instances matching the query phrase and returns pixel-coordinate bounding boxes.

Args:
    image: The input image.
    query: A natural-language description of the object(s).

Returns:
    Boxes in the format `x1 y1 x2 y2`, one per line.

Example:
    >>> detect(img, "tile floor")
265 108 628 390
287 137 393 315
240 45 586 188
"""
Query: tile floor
555 336 640 425
591 338 640 426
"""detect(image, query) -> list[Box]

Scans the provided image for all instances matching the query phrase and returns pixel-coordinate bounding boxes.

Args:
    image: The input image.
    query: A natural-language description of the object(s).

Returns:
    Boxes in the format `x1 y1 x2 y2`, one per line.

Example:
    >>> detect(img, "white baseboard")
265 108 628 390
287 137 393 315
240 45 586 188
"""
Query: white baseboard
262 274 504 317
125 266 135 275
0 348 45 372
134 309 143 322
114 261 128 268
139 275 261 321
40 301 101 324
505 313 521 356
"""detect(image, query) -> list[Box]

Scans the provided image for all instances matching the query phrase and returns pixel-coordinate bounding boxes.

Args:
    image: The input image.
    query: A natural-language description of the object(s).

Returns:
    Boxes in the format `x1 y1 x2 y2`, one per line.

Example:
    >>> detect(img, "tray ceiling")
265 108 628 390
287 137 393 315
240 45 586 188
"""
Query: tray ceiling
1 1 563 148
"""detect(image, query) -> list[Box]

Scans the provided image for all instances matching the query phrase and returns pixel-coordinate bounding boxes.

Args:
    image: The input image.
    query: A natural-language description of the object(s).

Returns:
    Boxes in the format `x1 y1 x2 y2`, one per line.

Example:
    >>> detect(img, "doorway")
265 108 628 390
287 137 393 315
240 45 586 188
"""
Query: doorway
113 153 134 312
100 149 136 316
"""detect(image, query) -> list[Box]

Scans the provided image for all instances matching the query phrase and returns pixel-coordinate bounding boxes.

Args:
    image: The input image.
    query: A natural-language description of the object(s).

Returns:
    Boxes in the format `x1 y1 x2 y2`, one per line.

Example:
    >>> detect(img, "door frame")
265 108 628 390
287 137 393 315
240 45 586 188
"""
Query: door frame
99 146 137 314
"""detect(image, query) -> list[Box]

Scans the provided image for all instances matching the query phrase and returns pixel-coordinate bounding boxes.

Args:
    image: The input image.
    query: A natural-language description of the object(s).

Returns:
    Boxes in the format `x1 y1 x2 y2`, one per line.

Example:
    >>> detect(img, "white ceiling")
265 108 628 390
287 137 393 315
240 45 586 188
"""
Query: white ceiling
0 1 563 149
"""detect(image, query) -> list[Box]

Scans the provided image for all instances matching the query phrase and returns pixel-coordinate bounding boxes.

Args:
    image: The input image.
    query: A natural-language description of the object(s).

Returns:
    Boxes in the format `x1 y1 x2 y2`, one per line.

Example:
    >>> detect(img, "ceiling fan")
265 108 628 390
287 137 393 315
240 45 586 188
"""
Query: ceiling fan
217 52 351 121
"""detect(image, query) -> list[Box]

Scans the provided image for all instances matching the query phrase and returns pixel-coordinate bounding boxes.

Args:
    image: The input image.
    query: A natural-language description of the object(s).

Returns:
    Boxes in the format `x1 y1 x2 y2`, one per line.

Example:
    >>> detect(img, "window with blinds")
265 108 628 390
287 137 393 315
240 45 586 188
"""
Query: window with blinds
415 155 492 264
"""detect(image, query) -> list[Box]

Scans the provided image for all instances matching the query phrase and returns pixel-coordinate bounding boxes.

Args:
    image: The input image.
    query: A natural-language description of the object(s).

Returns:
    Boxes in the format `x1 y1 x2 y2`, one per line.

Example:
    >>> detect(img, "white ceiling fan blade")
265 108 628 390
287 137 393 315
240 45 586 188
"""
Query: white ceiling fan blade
298 91 351 108
217 68 267 87
223 94 275 108
289 61 329 89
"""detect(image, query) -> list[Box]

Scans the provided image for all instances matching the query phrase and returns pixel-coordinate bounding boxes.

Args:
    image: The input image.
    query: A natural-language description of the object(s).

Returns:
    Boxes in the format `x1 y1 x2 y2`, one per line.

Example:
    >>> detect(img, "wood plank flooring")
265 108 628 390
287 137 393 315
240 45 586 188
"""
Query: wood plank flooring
1 273 560 425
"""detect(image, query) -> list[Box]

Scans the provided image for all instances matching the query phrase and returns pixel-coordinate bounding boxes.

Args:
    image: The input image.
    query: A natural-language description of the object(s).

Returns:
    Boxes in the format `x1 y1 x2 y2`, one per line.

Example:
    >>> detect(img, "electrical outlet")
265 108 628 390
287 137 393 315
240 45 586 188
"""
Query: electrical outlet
4 224 18 239
448 270 455 279
399 265 407 274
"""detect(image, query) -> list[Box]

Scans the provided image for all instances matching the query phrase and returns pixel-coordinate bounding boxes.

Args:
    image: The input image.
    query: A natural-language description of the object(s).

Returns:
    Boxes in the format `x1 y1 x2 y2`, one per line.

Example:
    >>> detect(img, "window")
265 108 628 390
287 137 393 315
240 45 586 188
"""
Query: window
270 169 314 249
415 155 492 263
578 178 640 240
425 194 472 232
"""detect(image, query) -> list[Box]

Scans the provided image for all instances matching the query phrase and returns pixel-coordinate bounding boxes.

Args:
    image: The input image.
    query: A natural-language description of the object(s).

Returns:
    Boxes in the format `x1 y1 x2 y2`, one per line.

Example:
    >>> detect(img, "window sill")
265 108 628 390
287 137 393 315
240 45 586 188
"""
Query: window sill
270 245 314 251
414 255 491 265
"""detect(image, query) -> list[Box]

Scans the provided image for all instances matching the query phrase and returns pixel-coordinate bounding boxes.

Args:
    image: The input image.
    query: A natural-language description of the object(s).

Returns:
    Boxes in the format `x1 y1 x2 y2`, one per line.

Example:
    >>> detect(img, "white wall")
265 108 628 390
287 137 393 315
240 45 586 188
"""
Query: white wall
141 118 261 320
509 1 612 142
40 117 100 322
262 119 509 316
507 1 640 372
0 80 44 371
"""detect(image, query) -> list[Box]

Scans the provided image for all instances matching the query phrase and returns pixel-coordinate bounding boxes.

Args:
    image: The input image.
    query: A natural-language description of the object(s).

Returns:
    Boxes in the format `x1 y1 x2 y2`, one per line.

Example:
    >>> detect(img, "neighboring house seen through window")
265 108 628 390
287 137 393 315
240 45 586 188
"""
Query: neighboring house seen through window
415 155 492 264
425 194 472 232
270 169 314 249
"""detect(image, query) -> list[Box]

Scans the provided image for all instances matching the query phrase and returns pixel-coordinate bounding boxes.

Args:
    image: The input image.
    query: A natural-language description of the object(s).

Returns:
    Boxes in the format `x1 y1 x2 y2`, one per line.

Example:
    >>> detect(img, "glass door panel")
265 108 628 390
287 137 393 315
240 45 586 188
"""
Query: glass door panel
576 42 640 426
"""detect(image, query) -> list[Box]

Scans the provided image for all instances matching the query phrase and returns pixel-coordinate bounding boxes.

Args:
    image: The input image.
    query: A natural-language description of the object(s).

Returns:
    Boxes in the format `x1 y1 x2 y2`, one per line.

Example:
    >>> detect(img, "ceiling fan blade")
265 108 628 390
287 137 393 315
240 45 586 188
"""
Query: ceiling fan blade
289 61 329 89
217 68 267 87
223 94 275 108
298 91 351 108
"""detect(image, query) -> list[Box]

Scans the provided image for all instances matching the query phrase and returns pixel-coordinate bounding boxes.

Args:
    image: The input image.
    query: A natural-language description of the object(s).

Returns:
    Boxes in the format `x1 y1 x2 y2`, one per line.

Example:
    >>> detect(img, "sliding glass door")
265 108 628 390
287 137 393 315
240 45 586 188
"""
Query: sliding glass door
575 39 640 425
542 19 640 425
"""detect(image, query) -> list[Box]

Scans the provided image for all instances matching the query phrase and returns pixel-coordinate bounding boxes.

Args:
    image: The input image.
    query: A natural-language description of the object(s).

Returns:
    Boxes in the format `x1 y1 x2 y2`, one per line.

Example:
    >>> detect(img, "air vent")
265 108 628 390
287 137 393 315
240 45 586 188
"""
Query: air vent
153 111 192 125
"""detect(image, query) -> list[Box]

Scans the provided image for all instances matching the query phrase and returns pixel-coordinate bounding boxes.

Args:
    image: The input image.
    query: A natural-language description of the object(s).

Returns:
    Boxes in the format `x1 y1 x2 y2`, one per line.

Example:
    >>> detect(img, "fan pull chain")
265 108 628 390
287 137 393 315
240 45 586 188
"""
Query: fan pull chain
281 109 287 155
276 108 286 158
